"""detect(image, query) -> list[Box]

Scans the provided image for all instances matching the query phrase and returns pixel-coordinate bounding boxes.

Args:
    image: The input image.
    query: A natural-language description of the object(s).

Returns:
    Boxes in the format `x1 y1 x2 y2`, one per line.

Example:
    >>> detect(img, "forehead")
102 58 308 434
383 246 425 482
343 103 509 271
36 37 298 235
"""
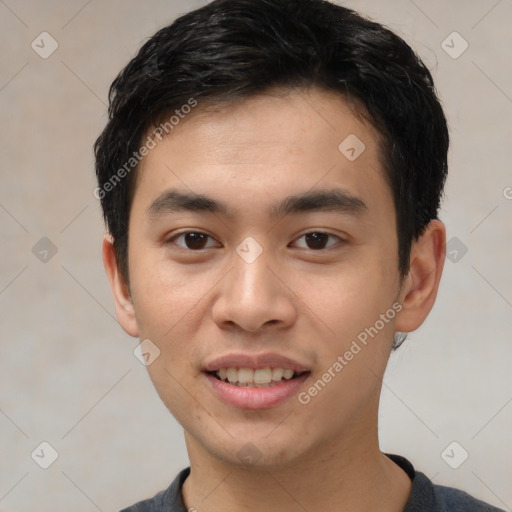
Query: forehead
132 87 390 219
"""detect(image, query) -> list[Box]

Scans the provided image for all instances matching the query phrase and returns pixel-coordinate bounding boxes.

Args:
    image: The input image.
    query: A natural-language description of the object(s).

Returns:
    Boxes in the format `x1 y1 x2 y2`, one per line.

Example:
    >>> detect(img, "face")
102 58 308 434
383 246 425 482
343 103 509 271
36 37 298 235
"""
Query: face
113 88 410 468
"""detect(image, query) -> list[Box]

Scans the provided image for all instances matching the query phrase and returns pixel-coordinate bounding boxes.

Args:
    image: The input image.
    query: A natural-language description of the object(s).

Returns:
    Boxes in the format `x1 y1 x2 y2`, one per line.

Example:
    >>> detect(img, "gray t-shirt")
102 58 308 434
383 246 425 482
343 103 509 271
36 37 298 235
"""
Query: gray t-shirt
120 454 505 511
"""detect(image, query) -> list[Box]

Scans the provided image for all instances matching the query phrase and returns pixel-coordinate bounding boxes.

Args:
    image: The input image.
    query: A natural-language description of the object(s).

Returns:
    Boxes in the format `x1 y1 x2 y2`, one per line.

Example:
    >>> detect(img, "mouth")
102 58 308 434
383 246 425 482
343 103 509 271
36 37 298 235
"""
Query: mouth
207 367 310 388
202 353 311 410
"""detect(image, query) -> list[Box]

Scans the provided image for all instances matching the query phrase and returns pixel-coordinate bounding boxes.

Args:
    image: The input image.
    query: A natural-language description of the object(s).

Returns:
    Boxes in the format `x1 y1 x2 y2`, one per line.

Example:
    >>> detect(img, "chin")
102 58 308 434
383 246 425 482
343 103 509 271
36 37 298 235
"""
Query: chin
189 422 314 471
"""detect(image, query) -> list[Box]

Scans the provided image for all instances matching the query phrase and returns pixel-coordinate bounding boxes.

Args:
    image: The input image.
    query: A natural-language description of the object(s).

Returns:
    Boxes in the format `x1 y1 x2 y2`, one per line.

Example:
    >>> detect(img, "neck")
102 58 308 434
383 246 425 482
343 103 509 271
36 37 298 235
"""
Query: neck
181 423 411 512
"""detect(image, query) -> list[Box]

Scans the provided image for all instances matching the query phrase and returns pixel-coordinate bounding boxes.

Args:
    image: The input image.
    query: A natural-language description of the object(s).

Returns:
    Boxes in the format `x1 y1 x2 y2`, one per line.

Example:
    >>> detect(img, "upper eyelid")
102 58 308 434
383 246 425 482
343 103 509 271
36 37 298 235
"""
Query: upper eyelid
292 230 343 240
166 230 215 241
169 231 220 247
290 232 343 248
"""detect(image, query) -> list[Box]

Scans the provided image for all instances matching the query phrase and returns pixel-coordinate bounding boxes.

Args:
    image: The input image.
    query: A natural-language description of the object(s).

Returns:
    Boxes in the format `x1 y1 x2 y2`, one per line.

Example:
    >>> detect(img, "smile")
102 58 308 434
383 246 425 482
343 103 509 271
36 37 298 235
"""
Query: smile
210 367 306 388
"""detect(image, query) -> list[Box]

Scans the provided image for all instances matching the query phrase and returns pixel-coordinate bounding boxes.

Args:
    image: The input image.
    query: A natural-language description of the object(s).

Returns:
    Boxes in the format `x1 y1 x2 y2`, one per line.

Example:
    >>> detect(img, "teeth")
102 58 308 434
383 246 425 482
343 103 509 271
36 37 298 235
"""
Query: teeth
215 367 297 386
226 368 238 383
238 368 254 384
272 368 284 381
283 369 294 379
254 368 272 384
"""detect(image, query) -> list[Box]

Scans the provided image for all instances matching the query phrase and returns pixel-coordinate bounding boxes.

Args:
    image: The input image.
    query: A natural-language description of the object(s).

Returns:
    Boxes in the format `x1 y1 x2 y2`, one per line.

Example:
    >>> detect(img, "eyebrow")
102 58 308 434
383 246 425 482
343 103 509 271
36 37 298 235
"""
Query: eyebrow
146 188 367 219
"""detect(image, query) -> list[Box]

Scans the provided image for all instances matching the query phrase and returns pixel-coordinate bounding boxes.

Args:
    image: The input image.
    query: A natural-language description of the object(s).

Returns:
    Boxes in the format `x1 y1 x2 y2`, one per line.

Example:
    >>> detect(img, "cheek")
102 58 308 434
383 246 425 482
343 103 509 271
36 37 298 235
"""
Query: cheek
301 255 399 345
130 262 207 404
128 254 222 389
129 248 212 333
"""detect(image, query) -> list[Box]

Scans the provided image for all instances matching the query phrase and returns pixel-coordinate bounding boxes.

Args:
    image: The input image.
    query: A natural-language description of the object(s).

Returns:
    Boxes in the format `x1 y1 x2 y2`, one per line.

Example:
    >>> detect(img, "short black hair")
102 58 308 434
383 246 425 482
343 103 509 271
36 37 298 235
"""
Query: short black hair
94 0 449 284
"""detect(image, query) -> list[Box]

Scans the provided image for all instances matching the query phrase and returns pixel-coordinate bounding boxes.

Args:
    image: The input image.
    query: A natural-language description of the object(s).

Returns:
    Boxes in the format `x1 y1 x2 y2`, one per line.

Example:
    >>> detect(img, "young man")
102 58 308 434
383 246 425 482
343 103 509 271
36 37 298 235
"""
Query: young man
94 1 504 510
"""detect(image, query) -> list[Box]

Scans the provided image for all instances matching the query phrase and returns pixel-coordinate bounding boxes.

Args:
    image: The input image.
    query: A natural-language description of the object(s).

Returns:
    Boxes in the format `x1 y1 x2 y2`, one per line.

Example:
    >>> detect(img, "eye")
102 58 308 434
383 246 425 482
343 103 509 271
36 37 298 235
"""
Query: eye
168 231 220 250
291 231 342 250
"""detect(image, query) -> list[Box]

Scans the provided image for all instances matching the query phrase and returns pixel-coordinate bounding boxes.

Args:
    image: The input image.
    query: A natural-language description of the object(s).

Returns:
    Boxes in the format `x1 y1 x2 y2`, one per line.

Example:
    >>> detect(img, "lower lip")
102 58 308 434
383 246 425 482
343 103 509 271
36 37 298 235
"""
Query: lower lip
205 372 310 410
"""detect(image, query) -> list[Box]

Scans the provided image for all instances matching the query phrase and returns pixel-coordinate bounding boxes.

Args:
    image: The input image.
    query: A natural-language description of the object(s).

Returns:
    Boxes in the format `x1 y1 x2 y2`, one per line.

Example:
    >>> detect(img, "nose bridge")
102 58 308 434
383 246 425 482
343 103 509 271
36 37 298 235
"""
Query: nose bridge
233 247 273 303
212 238 296 331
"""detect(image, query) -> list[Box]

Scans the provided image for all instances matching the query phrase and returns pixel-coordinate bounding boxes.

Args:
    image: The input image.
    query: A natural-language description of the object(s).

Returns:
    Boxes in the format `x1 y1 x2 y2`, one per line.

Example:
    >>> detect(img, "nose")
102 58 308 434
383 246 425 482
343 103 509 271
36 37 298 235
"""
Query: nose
211 247 297 333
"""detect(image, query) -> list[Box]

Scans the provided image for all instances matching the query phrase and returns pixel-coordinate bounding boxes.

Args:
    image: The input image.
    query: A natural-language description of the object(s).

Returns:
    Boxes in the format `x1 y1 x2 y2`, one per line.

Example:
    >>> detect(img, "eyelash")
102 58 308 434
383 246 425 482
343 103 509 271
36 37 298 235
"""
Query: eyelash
166 231 344 251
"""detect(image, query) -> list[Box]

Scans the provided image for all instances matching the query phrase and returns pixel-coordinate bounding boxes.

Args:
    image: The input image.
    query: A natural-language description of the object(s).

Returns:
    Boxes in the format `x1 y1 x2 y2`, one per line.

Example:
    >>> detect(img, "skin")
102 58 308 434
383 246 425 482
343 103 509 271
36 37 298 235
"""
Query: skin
103 87 446 511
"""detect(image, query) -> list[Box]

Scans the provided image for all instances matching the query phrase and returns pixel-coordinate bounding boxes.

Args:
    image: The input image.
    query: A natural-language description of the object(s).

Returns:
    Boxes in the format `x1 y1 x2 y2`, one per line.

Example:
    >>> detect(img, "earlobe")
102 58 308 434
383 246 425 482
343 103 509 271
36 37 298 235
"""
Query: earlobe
102 234 139 338
395 220 446 333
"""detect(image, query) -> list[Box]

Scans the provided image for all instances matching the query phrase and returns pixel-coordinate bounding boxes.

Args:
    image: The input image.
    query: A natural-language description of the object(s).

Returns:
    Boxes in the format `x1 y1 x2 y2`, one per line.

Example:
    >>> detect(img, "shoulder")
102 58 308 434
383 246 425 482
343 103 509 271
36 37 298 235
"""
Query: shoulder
119 488 168 512
432 481 506 512
119 467 191 512
386 454 506 512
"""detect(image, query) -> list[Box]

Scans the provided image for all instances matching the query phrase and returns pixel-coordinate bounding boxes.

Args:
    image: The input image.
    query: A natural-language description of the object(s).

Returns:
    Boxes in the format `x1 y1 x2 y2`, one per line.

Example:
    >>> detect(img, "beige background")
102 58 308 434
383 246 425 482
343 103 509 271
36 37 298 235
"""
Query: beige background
0 0 511 510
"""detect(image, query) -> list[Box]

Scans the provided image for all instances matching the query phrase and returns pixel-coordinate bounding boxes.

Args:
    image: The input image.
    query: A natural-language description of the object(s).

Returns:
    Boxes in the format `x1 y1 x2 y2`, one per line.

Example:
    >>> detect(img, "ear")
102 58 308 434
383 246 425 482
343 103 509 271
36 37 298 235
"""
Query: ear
102 234 139 338
395 220 446 333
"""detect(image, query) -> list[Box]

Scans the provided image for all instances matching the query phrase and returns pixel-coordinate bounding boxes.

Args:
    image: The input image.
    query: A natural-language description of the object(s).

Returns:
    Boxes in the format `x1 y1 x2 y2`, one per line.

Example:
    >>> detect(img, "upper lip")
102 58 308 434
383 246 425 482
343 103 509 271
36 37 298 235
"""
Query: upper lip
203 353 311 373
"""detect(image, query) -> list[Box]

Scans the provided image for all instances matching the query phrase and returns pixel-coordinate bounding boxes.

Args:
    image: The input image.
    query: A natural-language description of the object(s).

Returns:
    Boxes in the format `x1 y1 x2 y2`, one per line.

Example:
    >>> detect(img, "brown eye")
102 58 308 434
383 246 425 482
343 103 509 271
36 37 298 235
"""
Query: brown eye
171 232 218 250
292 232 341 250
